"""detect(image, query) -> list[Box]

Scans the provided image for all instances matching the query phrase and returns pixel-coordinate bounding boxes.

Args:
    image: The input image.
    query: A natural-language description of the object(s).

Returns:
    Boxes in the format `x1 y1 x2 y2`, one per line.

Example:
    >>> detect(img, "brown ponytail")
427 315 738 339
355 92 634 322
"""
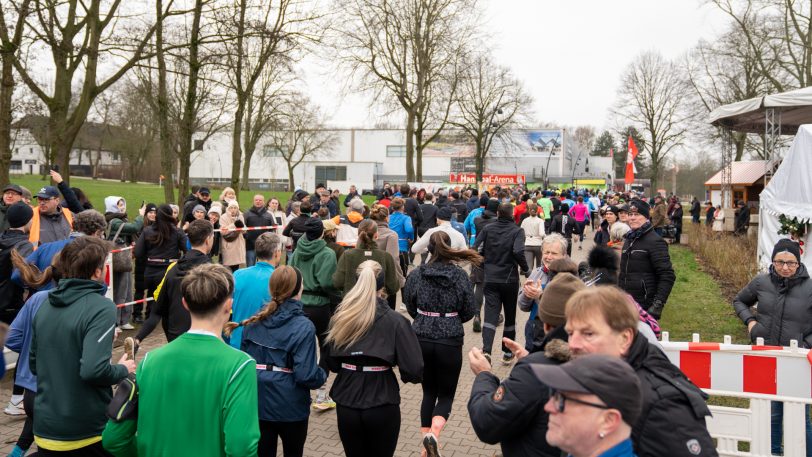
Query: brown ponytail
356 219 378 250
223 266 301 337
369 204 389 222
427 231 483 265
11 249 61 289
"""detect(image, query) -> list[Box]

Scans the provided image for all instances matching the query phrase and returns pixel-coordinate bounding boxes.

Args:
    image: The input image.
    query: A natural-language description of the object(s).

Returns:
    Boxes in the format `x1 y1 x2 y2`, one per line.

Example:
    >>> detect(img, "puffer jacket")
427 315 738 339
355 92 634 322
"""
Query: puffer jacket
474 216 529 283
619 224 675 310
733 264 812 347
625 335 717 457
403 262 476 344
241 298 327 422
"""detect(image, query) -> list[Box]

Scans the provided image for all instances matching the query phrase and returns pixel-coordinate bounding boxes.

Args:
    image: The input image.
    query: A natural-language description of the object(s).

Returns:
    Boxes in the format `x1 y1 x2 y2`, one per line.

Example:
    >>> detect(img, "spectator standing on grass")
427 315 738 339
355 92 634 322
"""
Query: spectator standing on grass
690 196 701 224
564 286 716 457
313 189 339 218
244 194 274 267
266 197 288 247
29 185 74 247
326 260 423 457
182 186 212 224
103 264 260 457
207 206 221 260
670 197 684 244
344 185 360 208
31 236 135 456
135 219 213 345
227 232 283 350
220 201 246 272
650 195 668 236
104 197 145 330
225 266 326 457
705 201 715 226
618 200 675 320
133 204 187 322
734 200 751 236
733 238 812 455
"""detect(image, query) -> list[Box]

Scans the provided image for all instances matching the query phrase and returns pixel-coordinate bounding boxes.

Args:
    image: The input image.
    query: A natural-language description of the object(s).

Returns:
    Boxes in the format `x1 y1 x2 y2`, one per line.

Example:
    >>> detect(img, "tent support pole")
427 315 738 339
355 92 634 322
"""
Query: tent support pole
764 107 781 186
721 128 733 209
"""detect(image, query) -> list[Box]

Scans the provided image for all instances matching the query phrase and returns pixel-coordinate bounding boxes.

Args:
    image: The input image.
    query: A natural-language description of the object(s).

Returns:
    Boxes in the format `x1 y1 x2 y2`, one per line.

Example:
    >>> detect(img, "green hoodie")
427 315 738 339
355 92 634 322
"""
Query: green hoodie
31 278 128 443
289 237 338 306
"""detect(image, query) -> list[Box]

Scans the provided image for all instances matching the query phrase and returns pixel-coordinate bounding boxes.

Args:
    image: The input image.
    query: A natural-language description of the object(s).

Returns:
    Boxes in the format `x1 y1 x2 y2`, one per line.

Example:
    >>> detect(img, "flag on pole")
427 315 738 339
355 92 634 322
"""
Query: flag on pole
624 136 639 185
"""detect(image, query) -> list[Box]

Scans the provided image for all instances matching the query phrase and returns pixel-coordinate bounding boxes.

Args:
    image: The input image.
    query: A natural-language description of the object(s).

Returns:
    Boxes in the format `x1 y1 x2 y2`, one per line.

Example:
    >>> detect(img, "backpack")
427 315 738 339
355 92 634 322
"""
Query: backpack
335 215 362 247
107 219 133 272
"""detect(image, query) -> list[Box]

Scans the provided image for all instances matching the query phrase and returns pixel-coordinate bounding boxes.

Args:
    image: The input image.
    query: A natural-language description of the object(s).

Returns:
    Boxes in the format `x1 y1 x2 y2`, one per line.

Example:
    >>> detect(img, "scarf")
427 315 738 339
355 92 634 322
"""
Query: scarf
625 221 652 241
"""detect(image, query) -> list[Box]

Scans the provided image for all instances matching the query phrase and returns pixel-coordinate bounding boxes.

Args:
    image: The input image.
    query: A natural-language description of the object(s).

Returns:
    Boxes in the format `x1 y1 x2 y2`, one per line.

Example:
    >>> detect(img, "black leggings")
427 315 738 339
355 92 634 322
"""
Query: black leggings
303 304 332 372
258 419 308 457
135 268 168 319
337 404 401 457
34 442 112 456
482 281 519 354
16 388 35 450
419 341 462 427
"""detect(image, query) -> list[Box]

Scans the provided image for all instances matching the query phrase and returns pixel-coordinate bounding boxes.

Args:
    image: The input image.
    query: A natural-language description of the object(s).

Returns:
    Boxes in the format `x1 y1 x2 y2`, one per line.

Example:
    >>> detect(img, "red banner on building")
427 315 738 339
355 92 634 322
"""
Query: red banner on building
449 173 526 185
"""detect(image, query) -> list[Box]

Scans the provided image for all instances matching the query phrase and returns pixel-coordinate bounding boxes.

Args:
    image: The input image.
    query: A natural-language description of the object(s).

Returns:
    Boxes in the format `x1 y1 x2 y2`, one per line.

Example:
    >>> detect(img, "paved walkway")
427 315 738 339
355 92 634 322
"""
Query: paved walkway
0 234 594 456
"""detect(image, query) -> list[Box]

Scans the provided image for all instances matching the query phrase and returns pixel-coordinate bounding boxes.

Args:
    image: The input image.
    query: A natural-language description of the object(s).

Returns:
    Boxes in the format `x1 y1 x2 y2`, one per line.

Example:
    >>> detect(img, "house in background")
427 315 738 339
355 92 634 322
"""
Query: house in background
704 160 768 207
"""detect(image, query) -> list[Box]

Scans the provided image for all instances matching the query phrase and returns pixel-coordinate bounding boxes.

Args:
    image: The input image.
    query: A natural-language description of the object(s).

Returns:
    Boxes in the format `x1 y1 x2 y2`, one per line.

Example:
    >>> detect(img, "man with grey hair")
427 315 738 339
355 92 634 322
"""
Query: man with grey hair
228 232 284 349
313 189 338 218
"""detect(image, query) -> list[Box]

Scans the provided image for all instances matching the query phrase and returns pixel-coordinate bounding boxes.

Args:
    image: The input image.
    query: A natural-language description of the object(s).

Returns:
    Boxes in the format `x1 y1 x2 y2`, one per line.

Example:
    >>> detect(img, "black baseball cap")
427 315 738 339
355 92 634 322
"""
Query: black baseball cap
2 184 22 195
531 354 642 426
198 187 210 195
35 186 60 199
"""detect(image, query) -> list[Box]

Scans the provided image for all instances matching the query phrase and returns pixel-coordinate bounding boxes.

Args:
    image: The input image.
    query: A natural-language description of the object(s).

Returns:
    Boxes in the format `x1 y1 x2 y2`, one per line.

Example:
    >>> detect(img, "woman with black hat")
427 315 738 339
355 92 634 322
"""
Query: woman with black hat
326 260 423 457
733 238 812 455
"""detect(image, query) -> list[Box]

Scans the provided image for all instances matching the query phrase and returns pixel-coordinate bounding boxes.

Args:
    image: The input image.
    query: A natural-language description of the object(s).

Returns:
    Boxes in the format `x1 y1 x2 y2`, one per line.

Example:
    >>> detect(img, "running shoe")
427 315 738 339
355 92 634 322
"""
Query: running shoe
120 323 135 330
482 352 492 365
502 351 515 366
312 389 336 411
472 316 481 333
3 397 24 416
423 432 442 457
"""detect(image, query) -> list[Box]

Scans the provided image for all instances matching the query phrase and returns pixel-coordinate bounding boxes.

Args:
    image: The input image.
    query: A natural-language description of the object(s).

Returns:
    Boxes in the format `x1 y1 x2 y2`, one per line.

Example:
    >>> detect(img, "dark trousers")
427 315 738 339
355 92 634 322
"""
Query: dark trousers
419 341 463 427
674 226 682 244
337 404 401 457
482 281 519 354
474 282 484 315
399 251 410 277
258 419 309 457
303 304 332 372
16 388 35 450
134 267 168 319
34 442 112 456
386 293 397 310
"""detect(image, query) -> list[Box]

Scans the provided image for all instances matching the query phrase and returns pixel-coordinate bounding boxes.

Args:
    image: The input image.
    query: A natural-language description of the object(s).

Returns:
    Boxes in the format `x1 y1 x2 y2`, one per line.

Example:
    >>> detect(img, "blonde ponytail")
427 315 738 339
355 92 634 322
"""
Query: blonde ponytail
326 260 381 350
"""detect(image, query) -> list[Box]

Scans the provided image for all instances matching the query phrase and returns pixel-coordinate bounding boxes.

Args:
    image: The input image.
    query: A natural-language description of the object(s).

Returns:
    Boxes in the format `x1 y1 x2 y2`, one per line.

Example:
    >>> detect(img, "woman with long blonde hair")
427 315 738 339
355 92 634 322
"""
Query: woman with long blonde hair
224 265 325 457
326 260 423 457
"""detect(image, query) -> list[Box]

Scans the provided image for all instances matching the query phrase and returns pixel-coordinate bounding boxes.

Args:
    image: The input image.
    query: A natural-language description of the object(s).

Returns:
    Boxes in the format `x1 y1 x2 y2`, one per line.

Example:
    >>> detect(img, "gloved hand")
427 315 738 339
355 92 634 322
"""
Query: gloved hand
648 300 665 320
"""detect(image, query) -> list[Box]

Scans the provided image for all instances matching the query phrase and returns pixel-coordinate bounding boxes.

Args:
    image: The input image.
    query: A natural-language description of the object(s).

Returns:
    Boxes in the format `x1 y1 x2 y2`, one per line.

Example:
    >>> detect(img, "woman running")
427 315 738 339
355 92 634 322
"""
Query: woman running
326 260 423 457
369 204 406 308
402 231 481 457
133 204 187 321
332 219 400 306
224 266 326 457
567 196 591 250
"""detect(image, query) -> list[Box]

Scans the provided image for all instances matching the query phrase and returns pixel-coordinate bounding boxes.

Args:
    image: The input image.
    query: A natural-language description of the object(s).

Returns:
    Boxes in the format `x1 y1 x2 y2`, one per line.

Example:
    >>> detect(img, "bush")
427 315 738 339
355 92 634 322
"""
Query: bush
684 224 758 299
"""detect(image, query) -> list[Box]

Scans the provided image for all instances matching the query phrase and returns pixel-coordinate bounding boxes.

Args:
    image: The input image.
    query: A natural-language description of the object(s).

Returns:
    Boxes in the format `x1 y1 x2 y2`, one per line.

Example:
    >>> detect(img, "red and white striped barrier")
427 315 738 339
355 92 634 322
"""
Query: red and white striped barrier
216 225 279 233
115 297 154 309
110 244 134 254
661 332 811 457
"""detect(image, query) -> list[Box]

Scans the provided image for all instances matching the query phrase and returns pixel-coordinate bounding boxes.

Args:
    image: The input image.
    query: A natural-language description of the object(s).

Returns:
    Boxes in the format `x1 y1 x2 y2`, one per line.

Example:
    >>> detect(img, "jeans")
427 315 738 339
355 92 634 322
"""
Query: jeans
245 249 257 267
771 401 812 456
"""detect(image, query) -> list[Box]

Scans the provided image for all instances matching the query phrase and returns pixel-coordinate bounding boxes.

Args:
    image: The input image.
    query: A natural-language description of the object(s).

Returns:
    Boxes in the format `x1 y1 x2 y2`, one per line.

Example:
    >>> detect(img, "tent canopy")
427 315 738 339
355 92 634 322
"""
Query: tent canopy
709 86 812 134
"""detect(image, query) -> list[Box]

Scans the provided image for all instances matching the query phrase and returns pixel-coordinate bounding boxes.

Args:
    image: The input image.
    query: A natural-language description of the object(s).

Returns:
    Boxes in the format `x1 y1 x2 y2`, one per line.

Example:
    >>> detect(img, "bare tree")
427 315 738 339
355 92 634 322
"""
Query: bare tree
0 0 31 186
334 0 477 181
572 125 597 153
450 52 532 181
110 80 158 183
0 0 174 185
613 51 689 190
267 95 335 191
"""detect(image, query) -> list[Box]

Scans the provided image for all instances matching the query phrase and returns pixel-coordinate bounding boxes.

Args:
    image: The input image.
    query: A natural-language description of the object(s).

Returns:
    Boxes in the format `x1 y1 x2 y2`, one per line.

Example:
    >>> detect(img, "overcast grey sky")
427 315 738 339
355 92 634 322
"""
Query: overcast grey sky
306 0 730 131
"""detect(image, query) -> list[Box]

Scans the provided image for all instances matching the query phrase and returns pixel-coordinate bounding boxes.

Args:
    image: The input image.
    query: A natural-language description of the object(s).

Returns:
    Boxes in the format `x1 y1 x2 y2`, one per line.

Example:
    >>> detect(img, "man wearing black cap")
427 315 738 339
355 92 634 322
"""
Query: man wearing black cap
618 199 675 319
474 203 529 365
182 186 212 224
0 184 24 231
30 185 74 247
0 203 34 323
533 355 642 457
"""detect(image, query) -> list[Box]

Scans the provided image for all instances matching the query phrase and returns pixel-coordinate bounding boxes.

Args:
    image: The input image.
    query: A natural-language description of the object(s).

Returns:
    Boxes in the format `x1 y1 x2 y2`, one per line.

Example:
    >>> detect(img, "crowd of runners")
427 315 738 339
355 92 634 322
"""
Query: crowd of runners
0 174 802 457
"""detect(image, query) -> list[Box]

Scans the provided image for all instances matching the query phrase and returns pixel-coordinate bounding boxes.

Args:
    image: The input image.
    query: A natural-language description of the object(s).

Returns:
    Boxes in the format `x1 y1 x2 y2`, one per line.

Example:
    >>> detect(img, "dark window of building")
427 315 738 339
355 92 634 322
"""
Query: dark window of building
315 166 347 182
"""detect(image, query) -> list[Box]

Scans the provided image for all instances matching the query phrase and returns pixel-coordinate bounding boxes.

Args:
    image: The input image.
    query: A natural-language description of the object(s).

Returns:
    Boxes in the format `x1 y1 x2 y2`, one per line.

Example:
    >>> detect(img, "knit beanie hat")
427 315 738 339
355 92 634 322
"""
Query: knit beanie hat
538 273 586 327
772 238 801 263
193 204 206 214
628 199 650 219
304 217 324 241
7 202 33 228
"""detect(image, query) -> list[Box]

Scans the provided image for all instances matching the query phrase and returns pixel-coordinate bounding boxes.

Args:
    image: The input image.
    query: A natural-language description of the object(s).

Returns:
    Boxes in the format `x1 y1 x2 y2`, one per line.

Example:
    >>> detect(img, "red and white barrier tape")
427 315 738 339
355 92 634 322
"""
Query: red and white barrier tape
116 297 154 309
216 225 279 233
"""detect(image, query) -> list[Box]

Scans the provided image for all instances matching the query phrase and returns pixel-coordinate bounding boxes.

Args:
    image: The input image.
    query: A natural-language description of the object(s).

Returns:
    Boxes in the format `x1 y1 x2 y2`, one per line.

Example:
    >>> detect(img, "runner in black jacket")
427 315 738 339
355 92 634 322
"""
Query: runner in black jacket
550 203 578 256
326 260 423 457
473 203 529 364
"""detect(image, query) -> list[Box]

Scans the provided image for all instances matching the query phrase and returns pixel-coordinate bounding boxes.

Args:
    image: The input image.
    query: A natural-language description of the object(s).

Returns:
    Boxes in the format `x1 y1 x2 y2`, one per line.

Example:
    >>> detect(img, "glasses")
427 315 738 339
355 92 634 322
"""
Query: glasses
550 390 611 414
773 260 800 269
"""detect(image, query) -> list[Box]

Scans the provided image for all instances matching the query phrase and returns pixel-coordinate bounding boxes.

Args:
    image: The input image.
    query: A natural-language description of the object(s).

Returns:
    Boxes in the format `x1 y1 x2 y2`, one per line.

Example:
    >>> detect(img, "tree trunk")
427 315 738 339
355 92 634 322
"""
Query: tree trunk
734 132 746 161
475 143 484 182
0 57 13 186
176 0 204 203
405 110 416 181
241 105 255 192
287 164 295 191
230 100 245 194
156 0 174 203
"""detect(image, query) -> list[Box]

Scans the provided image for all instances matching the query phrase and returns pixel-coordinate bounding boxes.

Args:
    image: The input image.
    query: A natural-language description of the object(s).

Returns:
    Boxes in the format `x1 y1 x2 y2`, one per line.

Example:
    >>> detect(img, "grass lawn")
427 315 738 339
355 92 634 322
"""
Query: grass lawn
660 244 748 344
9 174 377 219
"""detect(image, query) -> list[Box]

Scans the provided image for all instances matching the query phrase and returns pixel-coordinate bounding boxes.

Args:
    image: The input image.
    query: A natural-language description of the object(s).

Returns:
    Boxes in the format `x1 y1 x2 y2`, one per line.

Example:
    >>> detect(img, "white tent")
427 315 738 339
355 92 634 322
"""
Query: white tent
758 124 812 270
710 86 812 134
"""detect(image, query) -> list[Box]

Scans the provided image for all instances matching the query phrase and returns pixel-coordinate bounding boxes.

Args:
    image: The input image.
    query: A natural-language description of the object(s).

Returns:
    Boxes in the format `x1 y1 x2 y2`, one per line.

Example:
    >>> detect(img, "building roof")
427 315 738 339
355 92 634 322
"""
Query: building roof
705 160 768 186
12 115 129 152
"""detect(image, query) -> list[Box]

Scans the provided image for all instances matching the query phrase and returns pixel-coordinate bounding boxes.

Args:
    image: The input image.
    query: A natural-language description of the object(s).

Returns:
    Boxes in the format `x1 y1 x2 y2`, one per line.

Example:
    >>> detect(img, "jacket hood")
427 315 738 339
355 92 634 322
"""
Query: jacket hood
261 298 305 329
104 196 125 214
769 263 810 291
294 237 327 260
0 230 28 249
420 262 459 287
48 278 107 308
175 249 210 274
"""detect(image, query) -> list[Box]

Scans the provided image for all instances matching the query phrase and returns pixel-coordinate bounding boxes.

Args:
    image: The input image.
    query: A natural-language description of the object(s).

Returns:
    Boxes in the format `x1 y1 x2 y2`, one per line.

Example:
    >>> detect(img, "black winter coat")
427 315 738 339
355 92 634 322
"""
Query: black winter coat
550 213 577 239
468 326 569 457
619 225 675 310
594 219 610 246
451 199 468 222
327 298 423 409
626 336 717 457
403 262 476 344
0 230 33 322
474 216 529 283
404 197 423 231
134 225 188 274
735 207 751 235
244 206 275 250
418 203 438 237
282 214 311 251
733 265 812 347
671 206 684 228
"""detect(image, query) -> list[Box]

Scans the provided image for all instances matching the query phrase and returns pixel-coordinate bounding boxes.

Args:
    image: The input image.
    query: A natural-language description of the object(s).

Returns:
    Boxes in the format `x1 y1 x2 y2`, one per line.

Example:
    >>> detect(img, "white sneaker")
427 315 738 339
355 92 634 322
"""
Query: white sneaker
399 303 407 311
4 397 25 416
120 323 135 330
